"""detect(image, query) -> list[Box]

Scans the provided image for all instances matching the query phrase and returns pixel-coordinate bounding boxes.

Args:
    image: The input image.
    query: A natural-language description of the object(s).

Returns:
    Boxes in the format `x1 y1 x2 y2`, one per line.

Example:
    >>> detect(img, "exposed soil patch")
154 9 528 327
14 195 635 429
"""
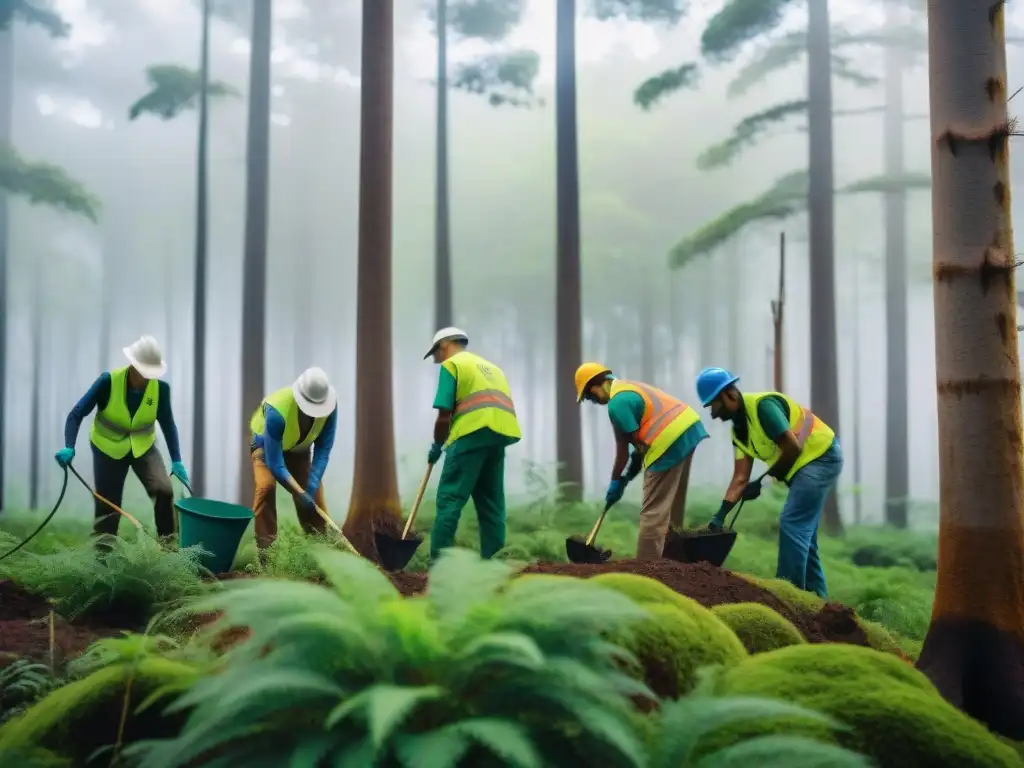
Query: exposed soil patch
0 580 138 665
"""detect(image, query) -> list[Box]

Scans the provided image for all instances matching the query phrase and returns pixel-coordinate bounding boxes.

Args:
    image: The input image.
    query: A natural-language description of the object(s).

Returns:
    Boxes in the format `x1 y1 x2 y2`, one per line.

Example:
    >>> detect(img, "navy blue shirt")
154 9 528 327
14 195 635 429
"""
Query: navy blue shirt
64 373 181 463
252 405 338 490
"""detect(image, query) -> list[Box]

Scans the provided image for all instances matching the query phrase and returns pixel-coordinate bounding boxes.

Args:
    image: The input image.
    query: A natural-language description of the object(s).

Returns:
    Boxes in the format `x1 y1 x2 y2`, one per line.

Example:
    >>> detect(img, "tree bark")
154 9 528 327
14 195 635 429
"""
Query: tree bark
237 0 273 505
0 24 12 512
806 0 843 535
434 0 452 329
343 0 402 559
915 0 1024 739
193 0 212 497
554 0 584 501
883 0 910 528
29 254 41 510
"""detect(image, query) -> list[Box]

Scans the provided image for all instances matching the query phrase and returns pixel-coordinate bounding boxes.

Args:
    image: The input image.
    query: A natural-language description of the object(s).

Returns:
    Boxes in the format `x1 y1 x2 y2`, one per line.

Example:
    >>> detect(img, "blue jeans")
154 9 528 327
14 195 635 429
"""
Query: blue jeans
777 439 844 599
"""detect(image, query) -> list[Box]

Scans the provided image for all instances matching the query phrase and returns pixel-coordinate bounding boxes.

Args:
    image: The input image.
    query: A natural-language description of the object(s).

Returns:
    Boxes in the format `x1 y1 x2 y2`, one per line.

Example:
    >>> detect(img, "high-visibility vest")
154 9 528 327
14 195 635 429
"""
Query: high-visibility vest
608 380 702 468
442 351 521 447
249 387 329 452
89 366 159 460
732 391 835 481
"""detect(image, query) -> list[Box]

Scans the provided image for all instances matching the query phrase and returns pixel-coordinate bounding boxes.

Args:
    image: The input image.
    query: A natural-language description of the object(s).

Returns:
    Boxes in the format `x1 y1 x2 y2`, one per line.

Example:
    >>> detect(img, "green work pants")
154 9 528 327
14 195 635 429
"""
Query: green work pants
430 444 507 562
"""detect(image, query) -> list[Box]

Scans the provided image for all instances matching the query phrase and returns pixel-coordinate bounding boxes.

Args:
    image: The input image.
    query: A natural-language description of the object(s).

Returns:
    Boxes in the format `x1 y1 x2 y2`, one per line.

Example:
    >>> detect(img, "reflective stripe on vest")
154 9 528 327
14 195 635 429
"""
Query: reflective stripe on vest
94 413 155 438
443 351 521 446
733 391 835 481
454 388 517 418
249 386 328 453
610 379 701 468
89 366 159 460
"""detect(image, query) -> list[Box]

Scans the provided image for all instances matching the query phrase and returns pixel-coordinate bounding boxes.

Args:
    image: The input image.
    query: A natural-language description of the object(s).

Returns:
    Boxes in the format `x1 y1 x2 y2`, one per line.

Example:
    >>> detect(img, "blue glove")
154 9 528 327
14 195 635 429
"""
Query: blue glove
170 461 189 486
427 443 443 465
741 479 762 501
54 446 75 468
708 499 736 531
605 478 626 507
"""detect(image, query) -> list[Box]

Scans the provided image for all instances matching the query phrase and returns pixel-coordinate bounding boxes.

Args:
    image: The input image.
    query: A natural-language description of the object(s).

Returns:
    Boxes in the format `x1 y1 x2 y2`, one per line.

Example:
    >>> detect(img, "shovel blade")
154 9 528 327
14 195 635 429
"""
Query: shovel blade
662 529 737 567
565 535 612 564
374 532 424 572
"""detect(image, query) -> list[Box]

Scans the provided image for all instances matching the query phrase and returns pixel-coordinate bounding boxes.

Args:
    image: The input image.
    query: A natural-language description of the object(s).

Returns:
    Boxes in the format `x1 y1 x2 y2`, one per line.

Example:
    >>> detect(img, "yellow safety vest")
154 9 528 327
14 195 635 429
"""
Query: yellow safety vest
732 391 835 481
609 380 702 468
89 366 159 460
442 351 521 447
249 387 329 452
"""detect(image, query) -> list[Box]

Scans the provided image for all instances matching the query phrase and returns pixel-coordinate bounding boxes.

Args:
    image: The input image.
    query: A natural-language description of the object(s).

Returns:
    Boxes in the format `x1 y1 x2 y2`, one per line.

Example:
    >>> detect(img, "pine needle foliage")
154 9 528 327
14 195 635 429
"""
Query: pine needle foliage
700 0 797 63
128 64 239 121
2 531 209 623
696 100 809 171
591 0 688 24
0 143 100 222
451 49 542 108
447 0 526 42
0 0 69 36
124 547 656 768
633 63 700 110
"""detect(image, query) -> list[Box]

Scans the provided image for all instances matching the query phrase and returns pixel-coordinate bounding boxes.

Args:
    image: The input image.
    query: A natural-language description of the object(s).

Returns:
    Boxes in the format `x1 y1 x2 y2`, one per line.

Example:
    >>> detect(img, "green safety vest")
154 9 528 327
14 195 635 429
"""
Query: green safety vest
89 366 159 460
442 351 521 447
732 391 835 481
249 386 328 452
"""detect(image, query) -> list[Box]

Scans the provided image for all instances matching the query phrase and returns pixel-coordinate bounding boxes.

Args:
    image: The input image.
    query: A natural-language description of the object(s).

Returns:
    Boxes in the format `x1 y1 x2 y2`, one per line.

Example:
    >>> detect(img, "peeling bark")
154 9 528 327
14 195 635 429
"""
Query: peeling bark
916 0 1024 738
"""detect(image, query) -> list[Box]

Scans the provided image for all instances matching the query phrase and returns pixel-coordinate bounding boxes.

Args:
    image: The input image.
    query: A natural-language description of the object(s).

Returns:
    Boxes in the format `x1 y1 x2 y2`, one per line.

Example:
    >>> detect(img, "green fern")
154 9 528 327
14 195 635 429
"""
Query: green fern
123 547 655 767
0 660 59 724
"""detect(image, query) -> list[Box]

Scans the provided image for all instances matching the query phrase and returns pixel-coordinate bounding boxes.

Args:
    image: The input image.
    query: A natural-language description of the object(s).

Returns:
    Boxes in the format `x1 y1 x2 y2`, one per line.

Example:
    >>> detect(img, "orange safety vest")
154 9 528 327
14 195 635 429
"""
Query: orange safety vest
609 379 701 468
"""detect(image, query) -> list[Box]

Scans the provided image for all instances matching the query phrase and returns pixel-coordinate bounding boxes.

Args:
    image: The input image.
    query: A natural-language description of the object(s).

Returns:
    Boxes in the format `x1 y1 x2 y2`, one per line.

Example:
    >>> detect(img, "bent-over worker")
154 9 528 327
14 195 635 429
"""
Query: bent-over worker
696 367 843 598
55 335 186 538
249 367 338 552
426 327 521 563
575 363 709 560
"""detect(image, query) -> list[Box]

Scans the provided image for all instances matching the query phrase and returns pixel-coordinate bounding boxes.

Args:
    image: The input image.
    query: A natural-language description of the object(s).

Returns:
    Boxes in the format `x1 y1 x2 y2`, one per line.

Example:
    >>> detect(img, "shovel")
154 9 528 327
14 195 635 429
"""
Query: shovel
374 464 432 572
662 470 769 567
286 479 363 558
565 501 614 564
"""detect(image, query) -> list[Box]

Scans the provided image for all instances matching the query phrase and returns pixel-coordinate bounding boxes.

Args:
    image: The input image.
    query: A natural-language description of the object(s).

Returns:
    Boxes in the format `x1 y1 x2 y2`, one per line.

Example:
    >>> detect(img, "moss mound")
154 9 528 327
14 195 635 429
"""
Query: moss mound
591 573 747 699
711 603 806 654
703 643 1020 768
0 658 200 764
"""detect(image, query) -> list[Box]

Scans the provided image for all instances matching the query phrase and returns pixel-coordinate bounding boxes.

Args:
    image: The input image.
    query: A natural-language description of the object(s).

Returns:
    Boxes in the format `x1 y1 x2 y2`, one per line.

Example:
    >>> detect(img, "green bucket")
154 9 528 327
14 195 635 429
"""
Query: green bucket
176 497 254 574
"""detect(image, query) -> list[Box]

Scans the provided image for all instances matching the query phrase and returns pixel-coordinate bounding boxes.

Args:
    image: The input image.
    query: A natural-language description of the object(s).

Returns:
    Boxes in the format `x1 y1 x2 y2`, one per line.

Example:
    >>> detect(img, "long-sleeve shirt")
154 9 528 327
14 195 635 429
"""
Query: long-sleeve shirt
64 373 182 463
252 405 337 490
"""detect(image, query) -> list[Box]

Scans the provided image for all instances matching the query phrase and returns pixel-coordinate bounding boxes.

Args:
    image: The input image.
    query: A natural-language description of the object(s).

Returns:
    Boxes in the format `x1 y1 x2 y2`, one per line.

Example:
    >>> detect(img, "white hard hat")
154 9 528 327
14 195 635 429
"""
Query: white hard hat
123 335 167 379
292 367 337 418
424 326 468 359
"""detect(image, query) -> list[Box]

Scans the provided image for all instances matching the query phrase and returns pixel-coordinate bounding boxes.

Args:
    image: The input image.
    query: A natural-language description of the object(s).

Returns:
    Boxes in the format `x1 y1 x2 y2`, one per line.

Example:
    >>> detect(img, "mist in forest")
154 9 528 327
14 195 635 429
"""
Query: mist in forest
4 0 1024 527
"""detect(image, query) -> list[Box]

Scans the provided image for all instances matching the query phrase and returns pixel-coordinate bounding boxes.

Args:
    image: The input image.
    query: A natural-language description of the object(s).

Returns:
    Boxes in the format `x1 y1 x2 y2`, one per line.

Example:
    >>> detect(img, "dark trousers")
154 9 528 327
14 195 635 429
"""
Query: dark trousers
91 444 175 537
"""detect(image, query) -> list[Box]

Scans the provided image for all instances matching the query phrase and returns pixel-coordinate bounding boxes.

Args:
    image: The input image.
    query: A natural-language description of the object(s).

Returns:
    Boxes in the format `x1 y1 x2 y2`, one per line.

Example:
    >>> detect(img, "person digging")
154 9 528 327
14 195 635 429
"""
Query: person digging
54 335 187 541
696 366 843 599
575 363 709 561
426 327 522 564
249 367 338 559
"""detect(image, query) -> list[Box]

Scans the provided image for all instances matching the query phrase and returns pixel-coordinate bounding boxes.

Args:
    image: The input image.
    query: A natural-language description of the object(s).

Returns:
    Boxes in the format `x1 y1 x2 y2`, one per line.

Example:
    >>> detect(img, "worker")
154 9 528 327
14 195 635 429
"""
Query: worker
426 327 521 562
575 363 709 560
54 335 186 539
696 367 843 598
249 367 338 553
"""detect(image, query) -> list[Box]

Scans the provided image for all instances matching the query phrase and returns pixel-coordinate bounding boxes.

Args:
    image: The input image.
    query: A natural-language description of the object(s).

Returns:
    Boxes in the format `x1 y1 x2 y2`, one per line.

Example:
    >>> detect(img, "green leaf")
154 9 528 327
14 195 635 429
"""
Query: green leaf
333 684 446 746
700 0 798 63
449 719 541 767
311 546 401 609
695 100 808 171
396 729 472 768
0 144 100 222
428 548 512 630
633 63 700 110
128 64 240 121
696 734 873 768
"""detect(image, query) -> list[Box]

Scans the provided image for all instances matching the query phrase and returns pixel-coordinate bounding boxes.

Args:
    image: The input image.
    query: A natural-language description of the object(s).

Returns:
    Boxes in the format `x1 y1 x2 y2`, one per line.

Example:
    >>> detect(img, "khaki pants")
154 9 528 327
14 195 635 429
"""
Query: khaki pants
251 448 327 550
636 453 693 560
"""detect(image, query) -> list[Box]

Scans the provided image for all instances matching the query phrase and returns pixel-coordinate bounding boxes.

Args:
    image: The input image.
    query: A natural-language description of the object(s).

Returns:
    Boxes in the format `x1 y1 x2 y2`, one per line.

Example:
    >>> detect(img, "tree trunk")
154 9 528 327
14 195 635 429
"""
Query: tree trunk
434 0 452 329
554 0 583 501
639 268 655 383
851 257 862 525
0 24 12 512
29 255 41 510
237 0 273 505
915 0 1024 738
343 0 402 559
193 0 212 497
883 0 910 528
806 0 843 535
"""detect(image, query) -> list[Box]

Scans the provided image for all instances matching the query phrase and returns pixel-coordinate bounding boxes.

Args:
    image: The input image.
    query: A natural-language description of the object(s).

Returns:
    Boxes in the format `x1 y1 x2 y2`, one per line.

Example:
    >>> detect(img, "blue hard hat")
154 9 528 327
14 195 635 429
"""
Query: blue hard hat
696 367 739 407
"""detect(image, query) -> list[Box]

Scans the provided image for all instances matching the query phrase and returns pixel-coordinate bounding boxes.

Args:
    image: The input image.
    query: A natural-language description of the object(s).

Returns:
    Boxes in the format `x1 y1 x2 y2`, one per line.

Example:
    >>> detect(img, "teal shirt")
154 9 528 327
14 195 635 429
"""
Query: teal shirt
433 366 519 457
607 391 708 472
730 394 791 456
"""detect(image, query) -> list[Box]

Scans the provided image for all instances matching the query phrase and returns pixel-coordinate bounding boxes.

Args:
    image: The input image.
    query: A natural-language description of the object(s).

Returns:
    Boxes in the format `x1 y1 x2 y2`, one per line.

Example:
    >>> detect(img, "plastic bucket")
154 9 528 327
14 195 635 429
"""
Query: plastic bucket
176 497 254 574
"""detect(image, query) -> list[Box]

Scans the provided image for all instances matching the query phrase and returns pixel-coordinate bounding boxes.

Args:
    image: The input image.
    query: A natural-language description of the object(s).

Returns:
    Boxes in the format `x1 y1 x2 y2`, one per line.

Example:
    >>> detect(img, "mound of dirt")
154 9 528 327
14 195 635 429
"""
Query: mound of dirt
0 580 136 665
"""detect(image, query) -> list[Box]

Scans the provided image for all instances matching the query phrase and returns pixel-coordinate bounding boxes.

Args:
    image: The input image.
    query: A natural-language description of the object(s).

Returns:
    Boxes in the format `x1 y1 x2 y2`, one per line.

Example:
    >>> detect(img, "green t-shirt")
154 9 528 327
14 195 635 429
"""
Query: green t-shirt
731 394 791 459
607 391 708 472
433 366 518 457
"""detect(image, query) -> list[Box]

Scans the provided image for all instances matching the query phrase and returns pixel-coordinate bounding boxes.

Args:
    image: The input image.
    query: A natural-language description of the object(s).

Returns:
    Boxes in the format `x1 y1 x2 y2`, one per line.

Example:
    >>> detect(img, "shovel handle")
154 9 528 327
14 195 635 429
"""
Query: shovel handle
68 464 144 531
402 464 434 540
585 502 612 547
727 469 771 530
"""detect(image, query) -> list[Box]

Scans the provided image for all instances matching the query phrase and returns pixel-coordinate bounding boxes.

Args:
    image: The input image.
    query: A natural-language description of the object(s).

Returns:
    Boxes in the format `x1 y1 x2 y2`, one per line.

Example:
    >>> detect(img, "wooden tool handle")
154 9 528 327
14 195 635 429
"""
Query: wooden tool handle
402 464 434 540
585 504 611 547
69 465 143 530
286 477 361 557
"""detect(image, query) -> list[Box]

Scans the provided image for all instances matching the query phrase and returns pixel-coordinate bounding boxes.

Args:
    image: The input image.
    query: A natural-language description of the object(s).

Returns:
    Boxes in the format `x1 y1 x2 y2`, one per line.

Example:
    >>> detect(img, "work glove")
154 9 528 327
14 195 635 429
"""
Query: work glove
170 461 190 487
605 478 626 507
296 491 316 512
707 500 735 531
427 442 443 465
741 479 762 501
54 447 75 468
623 450 643 483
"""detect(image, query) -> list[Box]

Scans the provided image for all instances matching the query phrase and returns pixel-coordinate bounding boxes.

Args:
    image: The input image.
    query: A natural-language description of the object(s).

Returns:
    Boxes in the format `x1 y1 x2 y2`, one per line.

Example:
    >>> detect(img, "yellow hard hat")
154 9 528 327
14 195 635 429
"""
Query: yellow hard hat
575 362 611 403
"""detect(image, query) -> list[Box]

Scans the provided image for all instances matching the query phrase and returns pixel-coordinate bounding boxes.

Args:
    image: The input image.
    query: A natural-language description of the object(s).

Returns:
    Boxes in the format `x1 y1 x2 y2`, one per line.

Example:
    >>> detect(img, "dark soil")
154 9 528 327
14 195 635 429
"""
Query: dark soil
0 580 136 665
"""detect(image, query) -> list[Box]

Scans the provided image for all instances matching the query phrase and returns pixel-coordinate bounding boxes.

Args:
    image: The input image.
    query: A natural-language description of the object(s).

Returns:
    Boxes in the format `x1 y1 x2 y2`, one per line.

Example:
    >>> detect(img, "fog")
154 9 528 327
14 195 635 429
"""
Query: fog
3 0 1022 526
